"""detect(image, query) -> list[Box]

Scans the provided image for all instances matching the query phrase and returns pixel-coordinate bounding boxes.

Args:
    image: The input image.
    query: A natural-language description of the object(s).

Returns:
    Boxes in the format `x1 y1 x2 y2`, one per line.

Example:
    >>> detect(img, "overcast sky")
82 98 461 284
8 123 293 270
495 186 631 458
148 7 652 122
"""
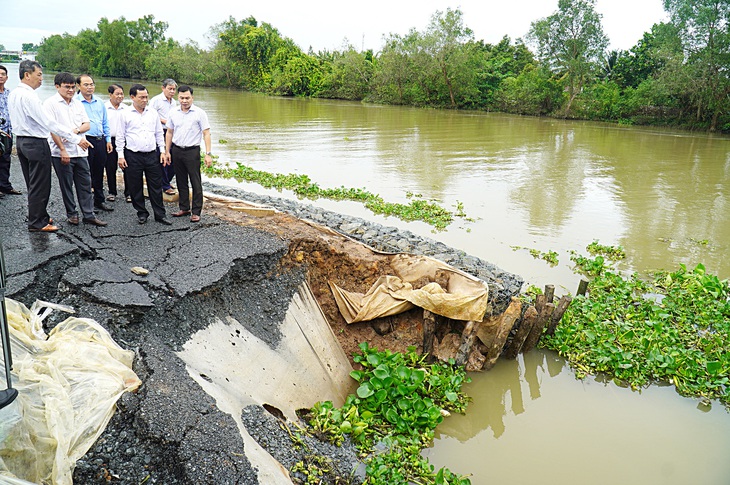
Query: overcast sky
1 0 668 54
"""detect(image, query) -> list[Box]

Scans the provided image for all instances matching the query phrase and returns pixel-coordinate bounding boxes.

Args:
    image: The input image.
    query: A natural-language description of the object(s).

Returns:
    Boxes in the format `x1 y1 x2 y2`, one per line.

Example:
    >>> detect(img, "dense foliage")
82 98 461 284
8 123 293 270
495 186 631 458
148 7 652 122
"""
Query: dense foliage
541 245 730 406
301 343 471 485
33 3 730 131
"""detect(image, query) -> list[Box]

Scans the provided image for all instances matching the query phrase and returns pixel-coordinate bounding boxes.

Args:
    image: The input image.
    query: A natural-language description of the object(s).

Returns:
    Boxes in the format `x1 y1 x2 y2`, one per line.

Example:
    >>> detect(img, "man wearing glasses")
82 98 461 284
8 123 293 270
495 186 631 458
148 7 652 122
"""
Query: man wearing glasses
44 72 107 227
8 60 91 232
76 74 114 213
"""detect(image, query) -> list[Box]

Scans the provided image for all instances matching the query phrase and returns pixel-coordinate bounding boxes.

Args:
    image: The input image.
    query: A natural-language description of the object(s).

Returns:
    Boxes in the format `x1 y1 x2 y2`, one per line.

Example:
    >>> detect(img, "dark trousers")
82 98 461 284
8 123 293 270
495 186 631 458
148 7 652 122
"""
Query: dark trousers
87 136 107 205
51 156 95 219
159 129 175 190
124 149 166 220
0 136 14 192
16 136 52 229
171 144 203 215
106 137 119 196
108 137 130 197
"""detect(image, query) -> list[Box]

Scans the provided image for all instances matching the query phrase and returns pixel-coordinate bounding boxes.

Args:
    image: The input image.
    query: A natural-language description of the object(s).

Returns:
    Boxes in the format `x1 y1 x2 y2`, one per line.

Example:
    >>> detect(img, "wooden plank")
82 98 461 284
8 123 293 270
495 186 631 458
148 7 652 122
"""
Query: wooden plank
422 309 437 357
483 297 522 370
502 305 538 359
455 321 479 366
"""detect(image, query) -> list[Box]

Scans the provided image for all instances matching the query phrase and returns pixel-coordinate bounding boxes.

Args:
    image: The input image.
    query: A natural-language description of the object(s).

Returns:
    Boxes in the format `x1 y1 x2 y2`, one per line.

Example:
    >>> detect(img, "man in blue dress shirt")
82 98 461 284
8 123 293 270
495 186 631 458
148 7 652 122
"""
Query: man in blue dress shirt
0 65 21 197
76 74 113 212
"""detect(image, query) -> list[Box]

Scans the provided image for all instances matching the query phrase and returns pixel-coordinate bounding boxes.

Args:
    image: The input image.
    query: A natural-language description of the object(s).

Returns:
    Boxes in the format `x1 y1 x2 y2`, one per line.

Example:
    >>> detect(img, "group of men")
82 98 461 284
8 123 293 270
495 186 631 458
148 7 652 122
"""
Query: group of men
0 60 213 232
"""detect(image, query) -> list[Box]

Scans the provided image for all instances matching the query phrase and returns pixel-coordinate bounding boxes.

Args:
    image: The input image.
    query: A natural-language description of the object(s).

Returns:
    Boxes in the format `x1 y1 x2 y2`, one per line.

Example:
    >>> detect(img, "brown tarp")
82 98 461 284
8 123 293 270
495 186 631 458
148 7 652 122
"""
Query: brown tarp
329 254 489 324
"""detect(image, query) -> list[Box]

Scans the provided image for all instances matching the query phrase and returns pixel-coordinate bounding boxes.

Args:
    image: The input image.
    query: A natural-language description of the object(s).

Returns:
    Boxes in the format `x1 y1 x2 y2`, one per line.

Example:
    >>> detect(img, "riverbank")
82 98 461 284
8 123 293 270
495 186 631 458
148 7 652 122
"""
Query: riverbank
0 157 522 483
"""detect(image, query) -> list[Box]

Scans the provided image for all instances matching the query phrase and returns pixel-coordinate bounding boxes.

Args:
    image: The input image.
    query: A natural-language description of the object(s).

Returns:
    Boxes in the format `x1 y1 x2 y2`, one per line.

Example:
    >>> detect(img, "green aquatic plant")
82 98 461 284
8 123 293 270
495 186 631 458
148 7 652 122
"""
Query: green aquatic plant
541 259 730 406
202 161 462 230
585 240 626 260
511 246 559 266
303 343 472 485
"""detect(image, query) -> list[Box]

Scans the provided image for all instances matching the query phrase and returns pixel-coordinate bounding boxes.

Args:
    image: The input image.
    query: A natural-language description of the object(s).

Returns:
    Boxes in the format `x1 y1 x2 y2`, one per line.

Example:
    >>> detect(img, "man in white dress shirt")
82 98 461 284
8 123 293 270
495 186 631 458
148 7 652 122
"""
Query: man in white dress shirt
116 83 171 225
44 72 107 227
165 85 212 223
105 83 129 202
149 78 177 195
8 60 91 232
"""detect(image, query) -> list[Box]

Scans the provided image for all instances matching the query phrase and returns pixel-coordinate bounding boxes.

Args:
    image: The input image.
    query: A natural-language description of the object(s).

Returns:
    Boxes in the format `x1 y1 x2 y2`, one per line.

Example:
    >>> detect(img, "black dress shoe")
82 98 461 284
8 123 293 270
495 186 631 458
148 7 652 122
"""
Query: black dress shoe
67 215 80 226
83 217 108 226
0 389 18 409
2 188 21 195
155 217 172 225
138 215 148 224
95 202 114 211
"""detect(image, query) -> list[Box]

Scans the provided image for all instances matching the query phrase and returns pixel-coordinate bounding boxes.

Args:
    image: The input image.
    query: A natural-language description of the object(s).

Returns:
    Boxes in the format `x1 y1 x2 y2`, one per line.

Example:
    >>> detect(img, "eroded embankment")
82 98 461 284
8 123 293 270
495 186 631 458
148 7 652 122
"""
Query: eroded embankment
1 165 523 484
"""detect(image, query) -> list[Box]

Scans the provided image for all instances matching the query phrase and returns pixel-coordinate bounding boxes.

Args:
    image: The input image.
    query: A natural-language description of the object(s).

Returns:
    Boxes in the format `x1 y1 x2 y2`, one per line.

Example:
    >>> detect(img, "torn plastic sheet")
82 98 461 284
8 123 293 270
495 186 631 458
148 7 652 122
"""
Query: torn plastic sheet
0 298 141 485
329 253 489 324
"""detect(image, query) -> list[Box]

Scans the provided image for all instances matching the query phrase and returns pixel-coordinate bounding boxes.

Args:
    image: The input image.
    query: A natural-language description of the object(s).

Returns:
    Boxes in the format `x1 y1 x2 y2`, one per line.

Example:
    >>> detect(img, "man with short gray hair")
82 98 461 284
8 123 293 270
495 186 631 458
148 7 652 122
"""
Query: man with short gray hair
8 60 91 232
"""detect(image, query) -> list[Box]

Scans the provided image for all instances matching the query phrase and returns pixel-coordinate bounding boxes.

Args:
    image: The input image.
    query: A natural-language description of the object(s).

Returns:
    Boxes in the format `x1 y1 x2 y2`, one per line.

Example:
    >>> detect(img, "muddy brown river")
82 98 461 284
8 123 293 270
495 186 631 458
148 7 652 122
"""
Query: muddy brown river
6 63 729 483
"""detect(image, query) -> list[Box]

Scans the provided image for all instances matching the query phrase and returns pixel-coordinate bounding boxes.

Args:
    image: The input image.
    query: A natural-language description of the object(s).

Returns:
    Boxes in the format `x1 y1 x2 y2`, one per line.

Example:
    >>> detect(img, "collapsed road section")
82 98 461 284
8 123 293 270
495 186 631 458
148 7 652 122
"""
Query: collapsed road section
0 165 525 484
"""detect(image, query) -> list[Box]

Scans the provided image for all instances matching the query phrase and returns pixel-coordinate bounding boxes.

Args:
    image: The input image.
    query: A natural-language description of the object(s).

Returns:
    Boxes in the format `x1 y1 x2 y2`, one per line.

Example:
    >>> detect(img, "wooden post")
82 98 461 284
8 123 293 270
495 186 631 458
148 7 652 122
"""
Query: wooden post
522 301 554 353
546 295 572 336
483 297 522 370
544 284 555 303
502 305 538 359
422 309 437 357
535 294 546 316
577 279 589 296
455 320 479 366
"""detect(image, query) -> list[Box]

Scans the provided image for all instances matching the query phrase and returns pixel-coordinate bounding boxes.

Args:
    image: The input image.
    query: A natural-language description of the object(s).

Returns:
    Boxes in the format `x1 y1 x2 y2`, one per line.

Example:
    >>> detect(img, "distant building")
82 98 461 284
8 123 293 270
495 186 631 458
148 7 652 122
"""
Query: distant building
0 50 37 61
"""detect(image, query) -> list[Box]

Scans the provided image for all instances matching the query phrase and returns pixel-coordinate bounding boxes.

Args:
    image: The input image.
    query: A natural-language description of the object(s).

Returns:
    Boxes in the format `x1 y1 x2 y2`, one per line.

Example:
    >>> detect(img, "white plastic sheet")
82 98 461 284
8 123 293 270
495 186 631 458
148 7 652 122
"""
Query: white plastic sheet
0 298 141 485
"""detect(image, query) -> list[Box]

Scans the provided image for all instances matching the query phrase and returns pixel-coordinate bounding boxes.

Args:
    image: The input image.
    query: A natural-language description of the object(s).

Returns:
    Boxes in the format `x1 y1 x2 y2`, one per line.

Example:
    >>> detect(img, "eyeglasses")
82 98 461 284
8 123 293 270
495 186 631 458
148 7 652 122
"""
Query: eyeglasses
61 85 76 90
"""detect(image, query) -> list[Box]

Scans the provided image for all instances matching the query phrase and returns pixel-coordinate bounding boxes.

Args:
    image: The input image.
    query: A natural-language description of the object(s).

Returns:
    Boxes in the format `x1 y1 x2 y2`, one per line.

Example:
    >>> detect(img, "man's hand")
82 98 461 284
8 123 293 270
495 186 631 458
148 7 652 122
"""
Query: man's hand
118 157 127 169
204 154 212 168
106 142 113 153
60 149 70 166
78 139 91 150
161 153 170 166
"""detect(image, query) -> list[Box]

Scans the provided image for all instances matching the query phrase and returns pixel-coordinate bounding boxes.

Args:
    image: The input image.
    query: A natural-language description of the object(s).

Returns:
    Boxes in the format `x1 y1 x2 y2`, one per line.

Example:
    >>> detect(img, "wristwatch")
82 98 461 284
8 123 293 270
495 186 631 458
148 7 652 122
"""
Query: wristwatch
205 152 212 155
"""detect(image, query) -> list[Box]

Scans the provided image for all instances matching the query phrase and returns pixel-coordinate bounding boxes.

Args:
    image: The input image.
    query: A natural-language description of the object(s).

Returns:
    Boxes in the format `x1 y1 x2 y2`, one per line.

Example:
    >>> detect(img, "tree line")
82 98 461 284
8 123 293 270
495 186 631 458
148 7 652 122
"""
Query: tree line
35 0 730 132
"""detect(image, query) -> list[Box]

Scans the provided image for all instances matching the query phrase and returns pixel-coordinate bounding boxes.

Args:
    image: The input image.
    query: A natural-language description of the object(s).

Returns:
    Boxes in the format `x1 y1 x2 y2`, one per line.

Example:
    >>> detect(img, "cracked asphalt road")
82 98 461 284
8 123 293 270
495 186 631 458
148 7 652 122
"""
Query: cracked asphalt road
1 160 299 483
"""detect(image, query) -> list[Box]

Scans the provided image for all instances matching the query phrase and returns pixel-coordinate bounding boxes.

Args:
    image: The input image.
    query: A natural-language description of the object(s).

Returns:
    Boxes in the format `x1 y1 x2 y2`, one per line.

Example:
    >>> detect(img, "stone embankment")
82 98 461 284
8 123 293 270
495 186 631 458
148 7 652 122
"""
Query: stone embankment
1 163 522 484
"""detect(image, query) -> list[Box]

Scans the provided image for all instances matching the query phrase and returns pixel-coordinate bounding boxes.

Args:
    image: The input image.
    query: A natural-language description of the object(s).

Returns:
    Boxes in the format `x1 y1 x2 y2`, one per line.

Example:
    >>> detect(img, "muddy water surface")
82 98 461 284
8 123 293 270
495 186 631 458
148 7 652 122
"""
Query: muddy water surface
9 64 729 482
425 350 730 484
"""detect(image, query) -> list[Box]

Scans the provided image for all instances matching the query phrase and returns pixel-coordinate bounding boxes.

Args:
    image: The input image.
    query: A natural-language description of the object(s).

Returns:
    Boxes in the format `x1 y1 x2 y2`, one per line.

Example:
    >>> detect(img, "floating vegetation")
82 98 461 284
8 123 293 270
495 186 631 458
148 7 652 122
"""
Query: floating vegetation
586 240 626 260
302 343 472 485
511 246 559 266
542 246 730 406
202 161 464 230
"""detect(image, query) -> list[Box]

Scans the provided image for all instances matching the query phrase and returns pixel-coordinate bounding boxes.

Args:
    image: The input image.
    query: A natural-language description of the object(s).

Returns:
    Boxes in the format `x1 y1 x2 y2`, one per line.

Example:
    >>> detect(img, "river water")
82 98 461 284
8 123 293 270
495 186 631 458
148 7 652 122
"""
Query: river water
5 64 730 483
